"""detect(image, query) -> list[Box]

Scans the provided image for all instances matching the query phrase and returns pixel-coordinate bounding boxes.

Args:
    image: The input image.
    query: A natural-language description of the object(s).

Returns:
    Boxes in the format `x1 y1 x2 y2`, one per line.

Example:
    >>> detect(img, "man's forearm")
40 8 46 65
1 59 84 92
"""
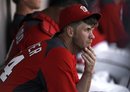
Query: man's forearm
76 71 93 92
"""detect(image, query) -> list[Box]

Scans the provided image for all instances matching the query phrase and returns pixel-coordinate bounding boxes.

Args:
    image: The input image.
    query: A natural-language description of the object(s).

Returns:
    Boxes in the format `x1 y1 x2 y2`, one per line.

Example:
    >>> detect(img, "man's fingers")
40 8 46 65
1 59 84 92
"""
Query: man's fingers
81 53 95 65
81 54 91 65
82 48 96 60
88 46 96 56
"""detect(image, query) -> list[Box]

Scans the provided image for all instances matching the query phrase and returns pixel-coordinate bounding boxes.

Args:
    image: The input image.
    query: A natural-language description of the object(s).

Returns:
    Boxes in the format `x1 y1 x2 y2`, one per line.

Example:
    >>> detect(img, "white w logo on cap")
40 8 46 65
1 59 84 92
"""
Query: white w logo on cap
80 6 88 12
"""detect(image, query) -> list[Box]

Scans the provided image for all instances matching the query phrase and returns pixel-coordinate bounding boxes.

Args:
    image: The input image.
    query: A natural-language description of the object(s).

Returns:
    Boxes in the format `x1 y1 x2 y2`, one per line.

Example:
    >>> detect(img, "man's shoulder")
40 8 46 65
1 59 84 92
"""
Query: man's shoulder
23 11 51 23
20 12 44 27
46 38 73 58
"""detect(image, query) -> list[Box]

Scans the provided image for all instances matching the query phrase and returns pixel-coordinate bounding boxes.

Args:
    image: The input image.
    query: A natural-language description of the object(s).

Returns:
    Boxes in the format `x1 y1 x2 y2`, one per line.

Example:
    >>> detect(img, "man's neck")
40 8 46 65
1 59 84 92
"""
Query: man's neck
58 34 80 55
16 5 34 16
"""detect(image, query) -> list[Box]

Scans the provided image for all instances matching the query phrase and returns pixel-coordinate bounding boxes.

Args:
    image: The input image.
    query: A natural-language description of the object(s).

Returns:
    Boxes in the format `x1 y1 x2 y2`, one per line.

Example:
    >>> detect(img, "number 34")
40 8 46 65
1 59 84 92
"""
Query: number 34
0 55 24 82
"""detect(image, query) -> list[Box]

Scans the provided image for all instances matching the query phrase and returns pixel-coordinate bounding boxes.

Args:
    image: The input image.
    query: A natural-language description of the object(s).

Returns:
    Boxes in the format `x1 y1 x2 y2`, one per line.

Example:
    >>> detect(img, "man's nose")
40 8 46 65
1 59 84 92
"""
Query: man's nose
89 32 95 39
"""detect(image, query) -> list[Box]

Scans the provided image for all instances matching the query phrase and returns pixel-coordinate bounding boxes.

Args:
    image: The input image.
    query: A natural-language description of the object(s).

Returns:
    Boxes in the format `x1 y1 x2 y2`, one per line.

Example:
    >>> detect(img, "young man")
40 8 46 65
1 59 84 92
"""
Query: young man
5 0 82 60
0 4 101 92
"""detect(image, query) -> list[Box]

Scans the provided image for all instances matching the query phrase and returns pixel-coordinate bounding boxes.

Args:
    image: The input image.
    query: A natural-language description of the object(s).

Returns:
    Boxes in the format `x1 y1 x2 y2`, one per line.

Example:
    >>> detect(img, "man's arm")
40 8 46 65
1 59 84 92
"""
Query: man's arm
76 46 96 92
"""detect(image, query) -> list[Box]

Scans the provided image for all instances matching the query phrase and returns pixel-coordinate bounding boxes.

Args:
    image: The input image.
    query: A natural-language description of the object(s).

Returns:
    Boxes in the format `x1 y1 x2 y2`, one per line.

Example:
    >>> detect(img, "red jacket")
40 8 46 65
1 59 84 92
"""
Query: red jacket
0 38 79 92
6 11 59 59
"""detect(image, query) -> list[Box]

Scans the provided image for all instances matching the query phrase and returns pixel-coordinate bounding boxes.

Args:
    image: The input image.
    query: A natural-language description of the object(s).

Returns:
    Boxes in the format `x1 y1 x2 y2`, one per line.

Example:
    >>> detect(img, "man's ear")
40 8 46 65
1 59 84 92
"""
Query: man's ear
66 26 74 37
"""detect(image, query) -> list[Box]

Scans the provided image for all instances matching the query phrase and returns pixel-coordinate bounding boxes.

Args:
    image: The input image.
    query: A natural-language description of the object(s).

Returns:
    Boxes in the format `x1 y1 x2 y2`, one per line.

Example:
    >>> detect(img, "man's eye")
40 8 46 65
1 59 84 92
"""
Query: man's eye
85 29 91 32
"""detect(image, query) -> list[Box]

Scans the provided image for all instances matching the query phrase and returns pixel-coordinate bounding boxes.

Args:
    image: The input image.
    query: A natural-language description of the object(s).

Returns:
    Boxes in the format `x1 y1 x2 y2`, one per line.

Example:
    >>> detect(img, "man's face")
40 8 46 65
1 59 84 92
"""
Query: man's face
72 21 95 50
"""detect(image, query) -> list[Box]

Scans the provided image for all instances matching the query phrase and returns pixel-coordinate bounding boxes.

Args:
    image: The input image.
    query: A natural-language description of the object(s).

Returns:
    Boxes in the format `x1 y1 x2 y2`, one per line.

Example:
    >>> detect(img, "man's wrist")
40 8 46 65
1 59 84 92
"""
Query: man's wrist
83 70 93 77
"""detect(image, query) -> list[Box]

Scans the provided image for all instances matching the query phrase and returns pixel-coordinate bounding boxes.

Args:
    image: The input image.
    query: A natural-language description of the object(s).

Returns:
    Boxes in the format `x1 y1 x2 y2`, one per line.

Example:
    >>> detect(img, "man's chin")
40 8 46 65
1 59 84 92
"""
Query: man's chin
85 44 91 48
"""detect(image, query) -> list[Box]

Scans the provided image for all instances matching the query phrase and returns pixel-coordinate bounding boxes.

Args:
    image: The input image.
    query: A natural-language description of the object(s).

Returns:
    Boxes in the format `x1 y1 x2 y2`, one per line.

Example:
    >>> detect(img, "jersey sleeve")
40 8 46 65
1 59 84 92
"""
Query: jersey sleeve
8 20 50 58
41 47 79 92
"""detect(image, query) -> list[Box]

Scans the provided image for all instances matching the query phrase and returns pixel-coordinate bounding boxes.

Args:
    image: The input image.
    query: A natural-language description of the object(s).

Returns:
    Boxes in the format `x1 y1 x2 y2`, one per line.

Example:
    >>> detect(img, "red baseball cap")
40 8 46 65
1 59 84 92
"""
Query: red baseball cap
59 4 101 29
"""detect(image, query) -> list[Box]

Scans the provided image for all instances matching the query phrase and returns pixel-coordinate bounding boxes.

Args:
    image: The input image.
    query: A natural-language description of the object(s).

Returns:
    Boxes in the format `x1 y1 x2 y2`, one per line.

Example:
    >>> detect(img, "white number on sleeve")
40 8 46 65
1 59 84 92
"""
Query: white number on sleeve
16 26 24 44
0 55 24 82
28 42 42 57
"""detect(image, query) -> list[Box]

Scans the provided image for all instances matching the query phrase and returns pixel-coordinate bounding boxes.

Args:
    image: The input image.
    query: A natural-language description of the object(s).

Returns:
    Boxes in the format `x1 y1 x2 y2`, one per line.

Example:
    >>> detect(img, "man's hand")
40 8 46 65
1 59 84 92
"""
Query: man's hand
81 46 96 74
